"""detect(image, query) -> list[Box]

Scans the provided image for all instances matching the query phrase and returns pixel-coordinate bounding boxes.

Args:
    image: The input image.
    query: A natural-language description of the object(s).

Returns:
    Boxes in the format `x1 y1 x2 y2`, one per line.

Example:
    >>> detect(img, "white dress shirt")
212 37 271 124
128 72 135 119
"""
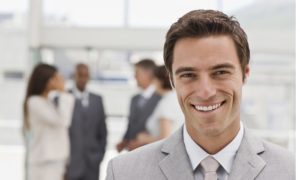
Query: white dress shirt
137 84 156 107
141 84 156 99
183 122 244 180
73 87 89 107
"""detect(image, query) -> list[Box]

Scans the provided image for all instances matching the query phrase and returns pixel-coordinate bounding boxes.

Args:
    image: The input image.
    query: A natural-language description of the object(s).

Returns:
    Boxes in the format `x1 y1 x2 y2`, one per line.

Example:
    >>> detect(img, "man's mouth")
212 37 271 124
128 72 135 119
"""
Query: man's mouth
193 101 225 112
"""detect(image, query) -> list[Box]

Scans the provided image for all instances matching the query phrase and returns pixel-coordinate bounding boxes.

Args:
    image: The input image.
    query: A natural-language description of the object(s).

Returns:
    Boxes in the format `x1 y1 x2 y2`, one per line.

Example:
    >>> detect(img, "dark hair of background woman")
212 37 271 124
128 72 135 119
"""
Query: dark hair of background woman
23 63 57 131
154 65 172 90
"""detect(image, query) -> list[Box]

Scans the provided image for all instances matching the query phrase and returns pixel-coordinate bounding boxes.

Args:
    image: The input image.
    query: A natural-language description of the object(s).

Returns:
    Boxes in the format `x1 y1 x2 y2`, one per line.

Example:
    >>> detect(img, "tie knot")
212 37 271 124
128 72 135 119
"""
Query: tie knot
200 156 219 173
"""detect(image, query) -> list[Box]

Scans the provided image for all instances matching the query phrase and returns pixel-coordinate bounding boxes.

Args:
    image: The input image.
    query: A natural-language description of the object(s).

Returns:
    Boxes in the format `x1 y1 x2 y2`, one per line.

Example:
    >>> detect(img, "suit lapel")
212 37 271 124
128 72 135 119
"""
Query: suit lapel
228 130 266 180
159 128 194 180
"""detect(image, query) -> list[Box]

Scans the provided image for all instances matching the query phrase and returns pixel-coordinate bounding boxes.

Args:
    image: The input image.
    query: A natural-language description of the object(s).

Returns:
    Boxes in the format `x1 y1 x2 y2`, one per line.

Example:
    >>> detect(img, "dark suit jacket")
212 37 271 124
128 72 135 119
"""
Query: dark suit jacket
123 92 161 140
68 92 107 180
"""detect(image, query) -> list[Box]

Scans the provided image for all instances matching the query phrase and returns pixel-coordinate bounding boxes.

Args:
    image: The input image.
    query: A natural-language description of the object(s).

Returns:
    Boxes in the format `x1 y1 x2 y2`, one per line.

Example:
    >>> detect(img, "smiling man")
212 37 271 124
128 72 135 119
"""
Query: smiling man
105 10 295 180
172 35 246 156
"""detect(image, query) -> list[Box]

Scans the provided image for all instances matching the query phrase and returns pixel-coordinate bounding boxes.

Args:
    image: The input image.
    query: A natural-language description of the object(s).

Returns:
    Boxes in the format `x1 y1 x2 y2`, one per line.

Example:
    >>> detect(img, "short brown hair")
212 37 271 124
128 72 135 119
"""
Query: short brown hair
163 9 250 80
135 58 157 73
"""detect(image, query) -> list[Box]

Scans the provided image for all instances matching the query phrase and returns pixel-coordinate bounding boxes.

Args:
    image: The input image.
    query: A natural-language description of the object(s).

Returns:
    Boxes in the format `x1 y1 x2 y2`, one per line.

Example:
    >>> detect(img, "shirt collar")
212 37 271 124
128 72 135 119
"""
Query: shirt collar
73 86 89 107
141 84 155 99
183 122 244 174
73 86 88 98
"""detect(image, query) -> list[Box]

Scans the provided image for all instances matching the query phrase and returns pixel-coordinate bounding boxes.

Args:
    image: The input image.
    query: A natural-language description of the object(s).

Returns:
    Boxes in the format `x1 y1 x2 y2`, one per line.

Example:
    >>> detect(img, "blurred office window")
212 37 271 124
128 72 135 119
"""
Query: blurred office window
234 0 295 30
42 0 256 28
0 0 28 74
0 0 28 123
129 50 163 65
43 0 125 27
41 48 132 81
40 48 167 83
221 0 254 12
128 0 254 27
0 0 28 28
242 53 295 131
0 6 28 179
242 80 295 149
128 0 216 27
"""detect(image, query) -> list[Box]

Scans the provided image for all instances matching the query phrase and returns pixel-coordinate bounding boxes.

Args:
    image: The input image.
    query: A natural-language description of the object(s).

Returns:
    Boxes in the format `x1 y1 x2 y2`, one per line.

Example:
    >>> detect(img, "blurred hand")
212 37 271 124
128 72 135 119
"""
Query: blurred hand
47 73 64 92
116 140 127 153
55 73 65 92
127 139 144 151
136 132 150 142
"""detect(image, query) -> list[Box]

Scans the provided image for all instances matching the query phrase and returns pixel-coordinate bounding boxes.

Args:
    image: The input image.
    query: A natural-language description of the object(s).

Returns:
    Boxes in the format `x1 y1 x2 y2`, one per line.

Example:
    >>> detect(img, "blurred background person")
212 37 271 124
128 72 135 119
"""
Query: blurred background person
116 59 161 152
133 65 184 147
23 63 74 180
67 63 107 180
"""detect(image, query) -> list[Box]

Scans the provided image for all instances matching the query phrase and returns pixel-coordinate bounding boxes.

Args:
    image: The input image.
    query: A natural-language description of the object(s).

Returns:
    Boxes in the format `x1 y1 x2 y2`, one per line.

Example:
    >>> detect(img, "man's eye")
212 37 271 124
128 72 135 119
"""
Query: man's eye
214 70 229 75
180 73 195 78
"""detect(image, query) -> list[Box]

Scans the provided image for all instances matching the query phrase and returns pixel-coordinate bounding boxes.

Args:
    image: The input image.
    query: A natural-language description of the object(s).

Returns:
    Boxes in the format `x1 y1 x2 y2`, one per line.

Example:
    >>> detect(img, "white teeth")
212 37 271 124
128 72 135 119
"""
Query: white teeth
194 103 221 112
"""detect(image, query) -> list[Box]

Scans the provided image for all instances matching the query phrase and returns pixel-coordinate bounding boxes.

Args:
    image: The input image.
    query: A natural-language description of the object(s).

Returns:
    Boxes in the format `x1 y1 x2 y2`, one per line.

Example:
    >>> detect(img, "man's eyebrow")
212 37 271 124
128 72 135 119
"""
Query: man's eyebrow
210 63 235 70
174 67 196 75
174 63 235 75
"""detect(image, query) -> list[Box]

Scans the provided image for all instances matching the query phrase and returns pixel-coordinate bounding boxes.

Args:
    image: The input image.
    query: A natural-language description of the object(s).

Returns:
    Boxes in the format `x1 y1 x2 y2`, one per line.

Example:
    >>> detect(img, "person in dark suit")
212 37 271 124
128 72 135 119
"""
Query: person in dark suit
67 63 107 180
116 59 161 152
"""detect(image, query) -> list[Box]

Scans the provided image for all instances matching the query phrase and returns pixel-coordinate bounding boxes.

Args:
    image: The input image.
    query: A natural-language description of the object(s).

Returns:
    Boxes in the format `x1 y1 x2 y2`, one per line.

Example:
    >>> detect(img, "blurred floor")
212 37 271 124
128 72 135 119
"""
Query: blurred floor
0 145 24 180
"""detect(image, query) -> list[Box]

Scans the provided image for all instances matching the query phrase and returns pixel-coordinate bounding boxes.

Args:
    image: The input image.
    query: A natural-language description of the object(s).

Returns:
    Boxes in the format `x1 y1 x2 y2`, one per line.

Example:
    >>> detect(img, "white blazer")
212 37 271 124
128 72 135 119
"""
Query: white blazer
27 92 74 164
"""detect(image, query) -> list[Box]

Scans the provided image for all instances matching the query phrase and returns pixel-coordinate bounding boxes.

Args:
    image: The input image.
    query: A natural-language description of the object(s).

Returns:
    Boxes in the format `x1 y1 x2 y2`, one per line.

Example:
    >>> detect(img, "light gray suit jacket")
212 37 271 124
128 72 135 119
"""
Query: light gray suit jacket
106 127 295 180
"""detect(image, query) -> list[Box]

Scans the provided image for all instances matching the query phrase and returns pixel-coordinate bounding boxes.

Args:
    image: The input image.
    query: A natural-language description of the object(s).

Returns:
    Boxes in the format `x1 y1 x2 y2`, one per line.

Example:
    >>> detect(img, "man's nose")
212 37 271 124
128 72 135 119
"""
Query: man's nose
194 75 216 100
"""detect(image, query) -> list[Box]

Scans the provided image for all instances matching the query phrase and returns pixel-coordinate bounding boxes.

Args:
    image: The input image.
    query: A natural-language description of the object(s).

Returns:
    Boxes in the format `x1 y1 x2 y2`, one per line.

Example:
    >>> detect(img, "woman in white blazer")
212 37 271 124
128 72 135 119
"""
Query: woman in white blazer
23 63 74 180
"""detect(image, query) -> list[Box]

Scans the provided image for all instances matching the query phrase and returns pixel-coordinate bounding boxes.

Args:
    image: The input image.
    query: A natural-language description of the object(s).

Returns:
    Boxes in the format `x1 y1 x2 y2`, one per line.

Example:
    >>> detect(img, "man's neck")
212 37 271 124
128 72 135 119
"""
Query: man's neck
76 87 85 92
141 83 151 90
187 121 240 154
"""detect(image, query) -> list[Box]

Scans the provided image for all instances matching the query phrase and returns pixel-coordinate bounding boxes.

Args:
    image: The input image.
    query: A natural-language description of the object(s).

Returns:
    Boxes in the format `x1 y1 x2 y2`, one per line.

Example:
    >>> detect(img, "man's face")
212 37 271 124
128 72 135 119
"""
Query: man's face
75 66 89 91
135 66 152 89
172 35 249 139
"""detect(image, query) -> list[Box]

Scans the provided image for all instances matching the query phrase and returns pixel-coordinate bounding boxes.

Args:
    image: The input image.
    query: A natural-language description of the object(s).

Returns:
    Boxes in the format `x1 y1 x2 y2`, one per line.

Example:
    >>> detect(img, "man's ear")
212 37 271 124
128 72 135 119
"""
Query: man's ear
243 65 250 83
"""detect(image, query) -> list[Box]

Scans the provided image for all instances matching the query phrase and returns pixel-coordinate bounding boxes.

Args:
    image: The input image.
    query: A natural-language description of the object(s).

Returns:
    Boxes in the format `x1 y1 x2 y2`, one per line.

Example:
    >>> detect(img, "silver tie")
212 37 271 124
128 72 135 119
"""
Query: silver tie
200 156 220 180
